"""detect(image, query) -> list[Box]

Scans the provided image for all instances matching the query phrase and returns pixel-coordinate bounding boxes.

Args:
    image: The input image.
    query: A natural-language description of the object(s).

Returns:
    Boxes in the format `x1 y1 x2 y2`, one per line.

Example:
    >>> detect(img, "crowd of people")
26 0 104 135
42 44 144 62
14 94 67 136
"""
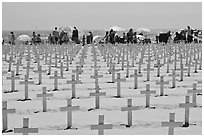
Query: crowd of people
104 28 139 44
3 25 201 46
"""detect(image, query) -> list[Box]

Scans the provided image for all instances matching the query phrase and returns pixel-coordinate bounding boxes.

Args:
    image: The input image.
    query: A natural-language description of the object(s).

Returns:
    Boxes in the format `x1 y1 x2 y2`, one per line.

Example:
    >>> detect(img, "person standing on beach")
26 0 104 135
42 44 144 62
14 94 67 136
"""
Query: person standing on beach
8 32 15 45
32 31 37 45
72 27 79 43
187 26 193 43
52 27 59 44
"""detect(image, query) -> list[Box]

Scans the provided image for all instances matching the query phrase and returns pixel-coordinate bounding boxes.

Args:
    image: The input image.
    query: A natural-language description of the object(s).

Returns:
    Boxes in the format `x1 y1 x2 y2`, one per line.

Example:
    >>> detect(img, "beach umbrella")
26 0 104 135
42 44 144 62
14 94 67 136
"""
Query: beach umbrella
109 26 125 31
17 35 31 42
93 36 103 42
136 28 150 33
59 25 73 33
136 35 145 40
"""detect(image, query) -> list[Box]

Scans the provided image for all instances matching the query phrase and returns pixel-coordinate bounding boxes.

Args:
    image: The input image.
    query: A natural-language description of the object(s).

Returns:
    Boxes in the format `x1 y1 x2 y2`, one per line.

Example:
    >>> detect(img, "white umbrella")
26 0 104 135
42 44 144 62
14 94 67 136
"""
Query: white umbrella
136 28 150 33
17 35 31 42
109 26 125 31
59 25 73 32
136 35 145 40
93 36 103 42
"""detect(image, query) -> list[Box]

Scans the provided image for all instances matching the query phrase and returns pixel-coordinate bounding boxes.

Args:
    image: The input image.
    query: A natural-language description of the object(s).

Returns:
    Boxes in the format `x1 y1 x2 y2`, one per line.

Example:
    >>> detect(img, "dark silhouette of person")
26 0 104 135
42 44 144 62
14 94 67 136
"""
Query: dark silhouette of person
72 27 79 43
52 27 59 44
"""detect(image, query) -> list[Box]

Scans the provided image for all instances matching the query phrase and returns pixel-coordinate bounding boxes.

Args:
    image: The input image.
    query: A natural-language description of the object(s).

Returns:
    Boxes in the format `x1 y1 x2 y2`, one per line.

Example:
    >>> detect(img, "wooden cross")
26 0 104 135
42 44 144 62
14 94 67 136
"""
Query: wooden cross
140 84 156 108
60 99 80 129
113 73 126 98
90 85 106 109
177 63 187 81
169 69 180 88
156 76 169 96
187 83 202 104
66 75 81 99
37 87 53 112
19 75 34 100
130 69 142 89
179 95 196 127
14 118 38 135
162 113 183 135
6 71 20 92
91 115 113 135
143 63 154 81
23 62 34 79
121 99 139 127
49 71 62 91
33 66 46 85
2 101 15 132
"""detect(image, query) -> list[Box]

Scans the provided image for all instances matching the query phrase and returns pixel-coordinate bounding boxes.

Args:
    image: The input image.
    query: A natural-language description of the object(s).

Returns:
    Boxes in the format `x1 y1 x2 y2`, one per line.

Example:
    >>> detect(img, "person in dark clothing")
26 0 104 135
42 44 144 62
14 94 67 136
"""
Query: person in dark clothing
48 34 53 44
36 34 41 44
9 32 15 45
59 31 65 45
127 28 134 43
89 31 93 43
82 35 86 46
109 29 115 44
72 27 79 43
187 26 193 43
52 27 59 44
104 31 109 44
32 31 37 45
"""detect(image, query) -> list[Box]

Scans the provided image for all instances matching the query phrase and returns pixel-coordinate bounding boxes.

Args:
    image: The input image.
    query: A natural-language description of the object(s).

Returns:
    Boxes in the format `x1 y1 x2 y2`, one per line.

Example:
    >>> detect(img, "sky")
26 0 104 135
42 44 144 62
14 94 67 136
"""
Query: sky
2 2 202 31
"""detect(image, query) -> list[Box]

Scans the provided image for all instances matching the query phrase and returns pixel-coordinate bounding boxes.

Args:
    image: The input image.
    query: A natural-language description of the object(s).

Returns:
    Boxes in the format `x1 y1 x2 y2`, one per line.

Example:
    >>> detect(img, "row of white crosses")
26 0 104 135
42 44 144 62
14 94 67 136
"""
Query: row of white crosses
2 43 202 134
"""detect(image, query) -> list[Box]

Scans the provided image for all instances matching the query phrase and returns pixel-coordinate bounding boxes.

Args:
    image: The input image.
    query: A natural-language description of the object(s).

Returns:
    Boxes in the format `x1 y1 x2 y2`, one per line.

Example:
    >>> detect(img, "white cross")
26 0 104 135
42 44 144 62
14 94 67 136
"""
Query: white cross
13 58 23 76
121 99 139 127
33 66 46 84
6 71 20 92
140 84 156 108
91 69 103 89
91 115 113 135
113 73 126 98
37 87 53 112
90 85 106 109
23 62 34 79
155 59 163 77
177 63 187 81
179 95 196 127
156 76 169 96
108 64 119 83
7 56 14 72
14 118 38 135
2 101 15 132
19 75 34 100
72 66 83 81
60 99 80 129
162 113 183 135
49 71 62 91
130 69 142 89
187 83 202 104
143 63 154 81
169 69 180 88
67 75 81 99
